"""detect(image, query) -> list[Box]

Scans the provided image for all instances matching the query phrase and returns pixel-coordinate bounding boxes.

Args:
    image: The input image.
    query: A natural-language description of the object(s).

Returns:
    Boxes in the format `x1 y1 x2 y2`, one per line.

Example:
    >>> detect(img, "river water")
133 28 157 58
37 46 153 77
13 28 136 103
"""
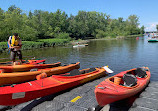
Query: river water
0 36 157 81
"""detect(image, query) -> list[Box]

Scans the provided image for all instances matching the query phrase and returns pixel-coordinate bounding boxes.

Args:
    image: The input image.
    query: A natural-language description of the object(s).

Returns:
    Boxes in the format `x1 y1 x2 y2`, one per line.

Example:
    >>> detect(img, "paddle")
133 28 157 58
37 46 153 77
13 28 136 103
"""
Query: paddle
103 66 114 73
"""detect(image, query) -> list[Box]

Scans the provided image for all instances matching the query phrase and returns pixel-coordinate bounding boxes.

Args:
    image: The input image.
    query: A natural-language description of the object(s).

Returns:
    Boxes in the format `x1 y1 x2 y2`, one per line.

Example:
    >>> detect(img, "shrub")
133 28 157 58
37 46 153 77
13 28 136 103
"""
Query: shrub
55 32 70 39
95 29 107 38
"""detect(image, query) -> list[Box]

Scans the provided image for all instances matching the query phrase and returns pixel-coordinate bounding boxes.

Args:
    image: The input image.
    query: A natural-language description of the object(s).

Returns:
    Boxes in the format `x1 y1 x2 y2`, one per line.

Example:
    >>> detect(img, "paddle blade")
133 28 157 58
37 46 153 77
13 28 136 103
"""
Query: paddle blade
103 66 114 73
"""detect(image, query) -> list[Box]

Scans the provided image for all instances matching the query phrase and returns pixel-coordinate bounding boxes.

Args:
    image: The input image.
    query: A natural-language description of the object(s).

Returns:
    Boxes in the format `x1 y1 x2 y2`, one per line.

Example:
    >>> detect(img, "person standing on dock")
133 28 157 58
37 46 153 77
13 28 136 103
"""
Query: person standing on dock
8 33 23 65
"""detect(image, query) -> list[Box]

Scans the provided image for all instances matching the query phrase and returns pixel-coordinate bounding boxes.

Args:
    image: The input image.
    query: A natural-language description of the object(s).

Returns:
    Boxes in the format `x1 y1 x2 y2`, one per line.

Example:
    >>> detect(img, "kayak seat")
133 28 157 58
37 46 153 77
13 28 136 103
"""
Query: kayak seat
66 69 81 76
84 68 96 73
80 70 85 74
62 64 68 66
22 60 29 63
85 69 90 73
89 68 96 72
30 68 38 72
123 73 137 87
67 68 96 76
135 68 147 78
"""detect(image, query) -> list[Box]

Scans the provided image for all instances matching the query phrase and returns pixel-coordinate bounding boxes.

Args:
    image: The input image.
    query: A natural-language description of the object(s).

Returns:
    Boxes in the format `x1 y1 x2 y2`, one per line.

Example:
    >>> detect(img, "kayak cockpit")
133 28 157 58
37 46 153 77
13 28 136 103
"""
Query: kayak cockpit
62 68 97 77
109 67 148 87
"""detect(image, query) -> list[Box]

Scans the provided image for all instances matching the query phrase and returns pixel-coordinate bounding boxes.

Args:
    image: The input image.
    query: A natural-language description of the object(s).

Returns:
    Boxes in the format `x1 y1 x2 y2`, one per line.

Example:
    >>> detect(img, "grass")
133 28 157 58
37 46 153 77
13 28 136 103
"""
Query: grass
0 38 71 53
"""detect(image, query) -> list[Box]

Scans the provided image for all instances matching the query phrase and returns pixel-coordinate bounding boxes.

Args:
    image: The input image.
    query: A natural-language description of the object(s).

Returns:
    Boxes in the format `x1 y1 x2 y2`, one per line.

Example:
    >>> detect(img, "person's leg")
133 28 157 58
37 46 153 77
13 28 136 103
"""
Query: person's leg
17 50 22 64
10 51 16 65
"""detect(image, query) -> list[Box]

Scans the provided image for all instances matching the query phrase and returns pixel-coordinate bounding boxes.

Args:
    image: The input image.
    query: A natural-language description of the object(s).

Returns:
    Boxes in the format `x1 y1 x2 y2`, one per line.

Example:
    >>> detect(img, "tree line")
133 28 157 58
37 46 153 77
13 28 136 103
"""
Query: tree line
0 5 145 42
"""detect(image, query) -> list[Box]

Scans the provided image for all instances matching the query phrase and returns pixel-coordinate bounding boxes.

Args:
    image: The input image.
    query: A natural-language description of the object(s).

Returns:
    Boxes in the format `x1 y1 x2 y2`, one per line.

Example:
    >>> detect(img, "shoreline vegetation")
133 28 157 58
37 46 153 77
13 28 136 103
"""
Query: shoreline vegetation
0 34 142 53
0 38 70 53
0 5 144 53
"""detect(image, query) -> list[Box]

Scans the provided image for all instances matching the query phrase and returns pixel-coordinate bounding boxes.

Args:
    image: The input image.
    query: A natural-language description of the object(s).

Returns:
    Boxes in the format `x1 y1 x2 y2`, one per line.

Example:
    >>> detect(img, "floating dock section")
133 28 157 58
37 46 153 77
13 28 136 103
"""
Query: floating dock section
0 77 157 111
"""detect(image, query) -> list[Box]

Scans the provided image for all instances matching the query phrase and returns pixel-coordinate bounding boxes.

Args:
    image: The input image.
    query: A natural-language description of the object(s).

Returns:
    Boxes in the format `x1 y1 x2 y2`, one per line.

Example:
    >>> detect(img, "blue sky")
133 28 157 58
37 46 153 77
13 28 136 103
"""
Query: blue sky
0 0 158 31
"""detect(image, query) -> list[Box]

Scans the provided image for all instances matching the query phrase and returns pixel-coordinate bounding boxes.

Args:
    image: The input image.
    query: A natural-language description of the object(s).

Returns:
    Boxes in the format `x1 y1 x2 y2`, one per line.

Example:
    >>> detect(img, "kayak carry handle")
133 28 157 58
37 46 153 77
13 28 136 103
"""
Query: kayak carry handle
36 72 47 80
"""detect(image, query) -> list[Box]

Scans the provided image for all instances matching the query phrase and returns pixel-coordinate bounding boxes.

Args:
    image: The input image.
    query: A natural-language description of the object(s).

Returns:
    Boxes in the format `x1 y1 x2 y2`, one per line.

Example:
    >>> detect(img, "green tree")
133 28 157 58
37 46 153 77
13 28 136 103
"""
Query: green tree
68 11 107 39
0 5 143 42
1 6 24 41
126 15 140 35
156 24 158 32
140 25 145 34
8 5 17 13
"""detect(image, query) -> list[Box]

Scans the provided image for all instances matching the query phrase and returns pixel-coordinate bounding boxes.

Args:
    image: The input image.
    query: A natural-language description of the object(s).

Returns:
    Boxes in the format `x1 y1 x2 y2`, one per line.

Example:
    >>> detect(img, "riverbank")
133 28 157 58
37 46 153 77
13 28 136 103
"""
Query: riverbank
89 34 142 41
70 34 142 44
0 34 142 53
0 38 70 53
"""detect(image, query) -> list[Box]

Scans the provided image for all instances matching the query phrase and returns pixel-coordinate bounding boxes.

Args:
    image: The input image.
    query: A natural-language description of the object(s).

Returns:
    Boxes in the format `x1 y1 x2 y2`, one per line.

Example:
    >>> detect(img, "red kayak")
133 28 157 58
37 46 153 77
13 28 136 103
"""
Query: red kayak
95 67 150 106
0 66 109 106
0 59 46 65
22 59 46 64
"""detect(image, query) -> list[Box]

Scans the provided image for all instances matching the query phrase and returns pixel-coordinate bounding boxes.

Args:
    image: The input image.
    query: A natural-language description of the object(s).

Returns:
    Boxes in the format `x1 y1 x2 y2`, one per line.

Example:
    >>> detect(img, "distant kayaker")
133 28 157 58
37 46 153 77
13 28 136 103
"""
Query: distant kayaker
8 33 23 65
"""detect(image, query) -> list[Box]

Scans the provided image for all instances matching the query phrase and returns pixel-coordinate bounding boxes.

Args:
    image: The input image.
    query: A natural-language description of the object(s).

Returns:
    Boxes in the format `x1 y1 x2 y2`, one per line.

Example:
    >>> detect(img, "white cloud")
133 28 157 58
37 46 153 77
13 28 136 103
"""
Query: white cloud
145 22 158 32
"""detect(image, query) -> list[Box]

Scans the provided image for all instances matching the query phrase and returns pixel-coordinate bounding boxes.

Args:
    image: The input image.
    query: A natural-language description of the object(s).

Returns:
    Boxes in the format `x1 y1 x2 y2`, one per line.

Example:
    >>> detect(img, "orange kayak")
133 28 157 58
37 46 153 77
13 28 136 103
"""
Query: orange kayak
95 67 150 106
0 62 80 86
0 62 61 72
0 66 108 105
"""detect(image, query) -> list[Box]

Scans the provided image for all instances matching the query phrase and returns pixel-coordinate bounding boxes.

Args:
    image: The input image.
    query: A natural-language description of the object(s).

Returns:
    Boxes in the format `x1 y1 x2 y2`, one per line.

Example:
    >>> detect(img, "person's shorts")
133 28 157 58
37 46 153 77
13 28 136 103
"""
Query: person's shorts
10 50 22 61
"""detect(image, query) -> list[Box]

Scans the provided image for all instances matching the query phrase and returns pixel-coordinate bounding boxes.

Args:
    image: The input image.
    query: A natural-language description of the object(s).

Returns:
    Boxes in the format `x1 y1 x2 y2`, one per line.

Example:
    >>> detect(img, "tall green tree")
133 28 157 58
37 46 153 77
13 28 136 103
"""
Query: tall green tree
1 6 23 41
156 24 158 32
140 25 145 34
0 5 143 41
126 15 140 35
